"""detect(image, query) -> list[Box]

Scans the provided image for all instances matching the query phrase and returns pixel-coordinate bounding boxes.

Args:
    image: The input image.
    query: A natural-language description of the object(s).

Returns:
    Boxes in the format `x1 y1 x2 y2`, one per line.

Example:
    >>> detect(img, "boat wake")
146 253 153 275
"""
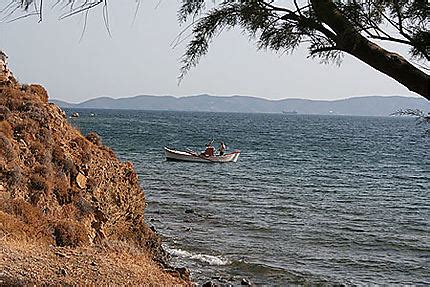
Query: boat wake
163 245 230 266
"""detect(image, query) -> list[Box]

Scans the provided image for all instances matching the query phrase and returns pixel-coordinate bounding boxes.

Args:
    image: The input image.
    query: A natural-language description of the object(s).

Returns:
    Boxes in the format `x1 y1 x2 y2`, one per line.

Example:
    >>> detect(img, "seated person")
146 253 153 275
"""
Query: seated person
203 145 215 156
219 142 226 156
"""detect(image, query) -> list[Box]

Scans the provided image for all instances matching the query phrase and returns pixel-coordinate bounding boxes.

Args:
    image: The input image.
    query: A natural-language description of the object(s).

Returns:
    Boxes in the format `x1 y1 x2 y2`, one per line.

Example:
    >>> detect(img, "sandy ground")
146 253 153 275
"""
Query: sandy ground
0 238 191 286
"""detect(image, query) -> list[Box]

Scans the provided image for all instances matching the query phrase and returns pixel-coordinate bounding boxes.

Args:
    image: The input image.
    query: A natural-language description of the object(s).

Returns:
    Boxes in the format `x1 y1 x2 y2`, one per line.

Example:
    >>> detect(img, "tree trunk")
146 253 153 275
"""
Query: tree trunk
311 0 430 101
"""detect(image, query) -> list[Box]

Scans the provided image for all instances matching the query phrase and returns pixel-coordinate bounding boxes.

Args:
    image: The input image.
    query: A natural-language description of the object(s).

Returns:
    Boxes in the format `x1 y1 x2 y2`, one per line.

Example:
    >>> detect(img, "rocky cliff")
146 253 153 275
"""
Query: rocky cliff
0 52 189 285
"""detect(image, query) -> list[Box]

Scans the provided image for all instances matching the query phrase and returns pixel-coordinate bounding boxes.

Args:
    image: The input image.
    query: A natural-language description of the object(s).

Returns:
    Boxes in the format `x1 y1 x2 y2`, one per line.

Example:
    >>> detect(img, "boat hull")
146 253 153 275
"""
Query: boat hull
164 147 240 163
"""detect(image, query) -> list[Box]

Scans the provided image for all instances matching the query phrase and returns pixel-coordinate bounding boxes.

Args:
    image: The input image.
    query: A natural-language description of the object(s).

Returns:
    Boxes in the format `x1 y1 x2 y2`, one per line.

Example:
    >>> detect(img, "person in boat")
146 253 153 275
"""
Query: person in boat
202 141 215 157
218 141 226 156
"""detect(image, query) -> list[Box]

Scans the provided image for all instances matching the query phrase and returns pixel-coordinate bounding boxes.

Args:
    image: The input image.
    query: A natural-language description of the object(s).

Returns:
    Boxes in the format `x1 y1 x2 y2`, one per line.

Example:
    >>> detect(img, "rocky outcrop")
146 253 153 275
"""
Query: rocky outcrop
0 51 17 88
0 52 189 285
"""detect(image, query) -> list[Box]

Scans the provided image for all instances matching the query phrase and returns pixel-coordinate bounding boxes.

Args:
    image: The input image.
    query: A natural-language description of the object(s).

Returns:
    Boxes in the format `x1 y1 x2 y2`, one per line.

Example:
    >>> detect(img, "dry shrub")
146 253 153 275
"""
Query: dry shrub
28 106 49 127
86 177 97 193
70 137 88 151
4 93 23 111
28 84 49 103
2 87 24 101
0 133 14 160
17 101 33 113
0 105 11 121
86 131 101 146
0 164 6 180
52 220 89 247
36 127 52 144
82 152 91 164
52 177 71 206
29 174 49 204
75 196 94 218
124 163 138 185
20 84 30 91
60 204 79 220
124 221 162 255
63 157 78 179
0 120 13 138
29 174 48 191
13 123 25 139
70 136 92 164
52 146 78 179
52 145 66 168
5 166 22 187
33 164 50 177
101 145 116 158
0 211 28 240
0 198 40 224
0 198 52 243
29 141 47 164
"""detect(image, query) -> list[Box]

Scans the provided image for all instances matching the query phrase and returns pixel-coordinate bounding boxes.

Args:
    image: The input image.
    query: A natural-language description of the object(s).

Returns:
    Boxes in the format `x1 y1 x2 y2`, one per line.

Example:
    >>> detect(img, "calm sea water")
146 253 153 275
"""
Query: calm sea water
70 109 429 286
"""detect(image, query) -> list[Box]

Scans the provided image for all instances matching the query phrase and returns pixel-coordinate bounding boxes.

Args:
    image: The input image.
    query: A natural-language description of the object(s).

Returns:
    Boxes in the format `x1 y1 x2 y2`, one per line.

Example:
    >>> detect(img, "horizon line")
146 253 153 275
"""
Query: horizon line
51 93 421 105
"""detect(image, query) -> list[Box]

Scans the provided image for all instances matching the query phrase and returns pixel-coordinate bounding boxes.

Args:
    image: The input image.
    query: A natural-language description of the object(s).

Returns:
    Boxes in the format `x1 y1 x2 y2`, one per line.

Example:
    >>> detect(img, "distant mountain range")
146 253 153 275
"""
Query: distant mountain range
51 95 429 116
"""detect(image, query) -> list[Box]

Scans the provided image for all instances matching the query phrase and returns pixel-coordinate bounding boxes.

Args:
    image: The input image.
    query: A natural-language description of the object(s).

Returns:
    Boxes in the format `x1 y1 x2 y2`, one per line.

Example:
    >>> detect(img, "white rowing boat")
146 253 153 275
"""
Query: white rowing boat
164 147 240 163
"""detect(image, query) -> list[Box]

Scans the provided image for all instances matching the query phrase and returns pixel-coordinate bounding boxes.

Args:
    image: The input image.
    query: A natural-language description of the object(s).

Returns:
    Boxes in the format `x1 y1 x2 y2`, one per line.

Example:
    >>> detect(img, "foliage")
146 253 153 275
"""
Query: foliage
176 0 429 78
392 108 430 136
5 1 427 61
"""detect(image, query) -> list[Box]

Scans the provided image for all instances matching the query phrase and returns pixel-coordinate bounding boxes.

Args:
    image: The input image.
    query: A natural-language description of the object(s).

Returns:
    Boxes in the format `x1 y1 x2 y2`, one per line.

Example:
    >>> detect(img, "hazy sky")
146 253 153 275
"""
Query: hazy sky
0 0 422 102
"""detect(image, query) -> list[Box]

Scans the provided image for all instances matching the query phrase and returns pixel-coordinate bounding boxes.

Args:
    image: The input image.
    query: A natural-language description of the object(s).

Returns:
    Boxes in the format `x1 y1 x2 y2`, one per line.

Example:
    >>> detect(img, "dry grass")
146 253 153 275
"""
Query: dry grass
0 198 52 244
0 239 191 286
86 131 102 146
52 220 89 247
27 84 49 103
0 120 12 137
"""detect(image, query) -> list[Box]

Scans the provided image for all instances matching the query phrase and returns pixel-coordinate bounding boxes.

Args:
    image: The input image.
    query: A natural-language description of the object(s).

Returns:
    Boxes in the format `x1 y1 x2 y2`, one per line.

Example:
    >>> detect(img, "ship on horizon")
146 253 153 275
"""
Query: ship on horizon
282 110 298 115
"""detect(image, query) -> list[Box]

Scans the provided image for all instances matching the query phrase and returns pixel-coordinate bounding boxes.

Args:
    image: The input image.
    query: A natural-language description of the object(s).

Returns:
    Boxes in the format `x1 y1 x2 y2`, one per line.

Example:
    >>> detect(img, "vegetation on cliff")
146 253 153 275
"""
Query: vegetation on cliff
0 54 189 285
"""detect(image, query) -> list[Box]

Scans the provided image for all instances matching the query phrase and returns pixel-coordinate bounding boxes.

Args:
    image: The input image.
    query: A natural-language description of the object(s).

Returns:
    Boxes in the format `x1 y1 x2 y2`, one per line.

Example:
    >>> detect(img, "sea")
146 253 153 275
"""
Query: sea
69 109 429 286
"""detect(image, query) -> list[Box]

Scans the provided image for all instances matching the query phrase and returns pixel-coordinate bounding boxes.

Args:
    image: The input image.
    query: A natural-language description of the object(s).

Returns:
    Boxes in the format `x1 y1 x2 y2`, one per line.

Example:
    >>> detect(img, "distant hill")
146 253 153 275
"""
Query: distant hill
51 95 429 116
50 99 77 108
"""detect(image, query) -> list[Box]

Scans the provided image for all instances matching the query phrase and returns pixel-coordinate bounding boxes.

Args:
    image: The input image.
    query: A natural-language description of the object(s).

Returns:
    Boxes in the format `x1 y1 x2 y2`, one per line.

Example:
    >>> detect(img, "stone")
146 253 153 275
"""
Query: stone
175 267 190 281
202 281 218 287
76 172 87 189
241 278 252 286
59 268 67 276
185 209 194 214
55 252 69 258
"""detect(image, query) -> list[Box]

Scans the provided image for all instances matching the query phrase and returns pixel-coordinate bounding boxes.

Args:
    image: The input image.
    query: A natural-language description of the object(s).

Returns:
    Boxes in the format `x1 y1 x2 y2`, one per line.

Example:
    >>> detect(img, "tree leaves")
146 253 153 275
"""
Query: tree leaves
177 0 429 77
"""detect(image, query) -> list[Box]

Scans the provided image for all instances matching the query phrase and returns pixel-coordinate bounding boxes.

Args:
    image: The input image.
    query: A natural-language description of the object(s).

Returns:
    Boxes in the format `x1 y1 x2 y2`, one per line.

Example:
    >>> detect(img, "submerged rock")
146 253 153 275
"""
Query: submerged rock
202 281 218 287
241 278 253 286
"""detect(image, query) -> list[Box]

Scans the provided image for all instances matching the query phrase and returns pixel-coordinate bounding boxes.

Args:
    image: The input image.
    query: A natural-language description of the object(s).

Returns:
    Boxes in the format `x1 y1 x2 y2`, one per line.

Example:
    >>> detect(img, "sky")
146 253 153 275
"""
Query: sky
0 0 423 103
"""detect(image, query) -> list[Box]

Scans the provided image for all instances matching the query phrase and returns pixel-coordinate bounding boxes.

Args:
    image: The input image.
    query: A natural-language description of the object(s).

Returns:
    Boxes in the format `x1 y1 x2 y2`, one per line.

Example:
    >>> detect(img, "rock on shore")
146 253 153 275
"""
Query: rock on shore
0 52 190 285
